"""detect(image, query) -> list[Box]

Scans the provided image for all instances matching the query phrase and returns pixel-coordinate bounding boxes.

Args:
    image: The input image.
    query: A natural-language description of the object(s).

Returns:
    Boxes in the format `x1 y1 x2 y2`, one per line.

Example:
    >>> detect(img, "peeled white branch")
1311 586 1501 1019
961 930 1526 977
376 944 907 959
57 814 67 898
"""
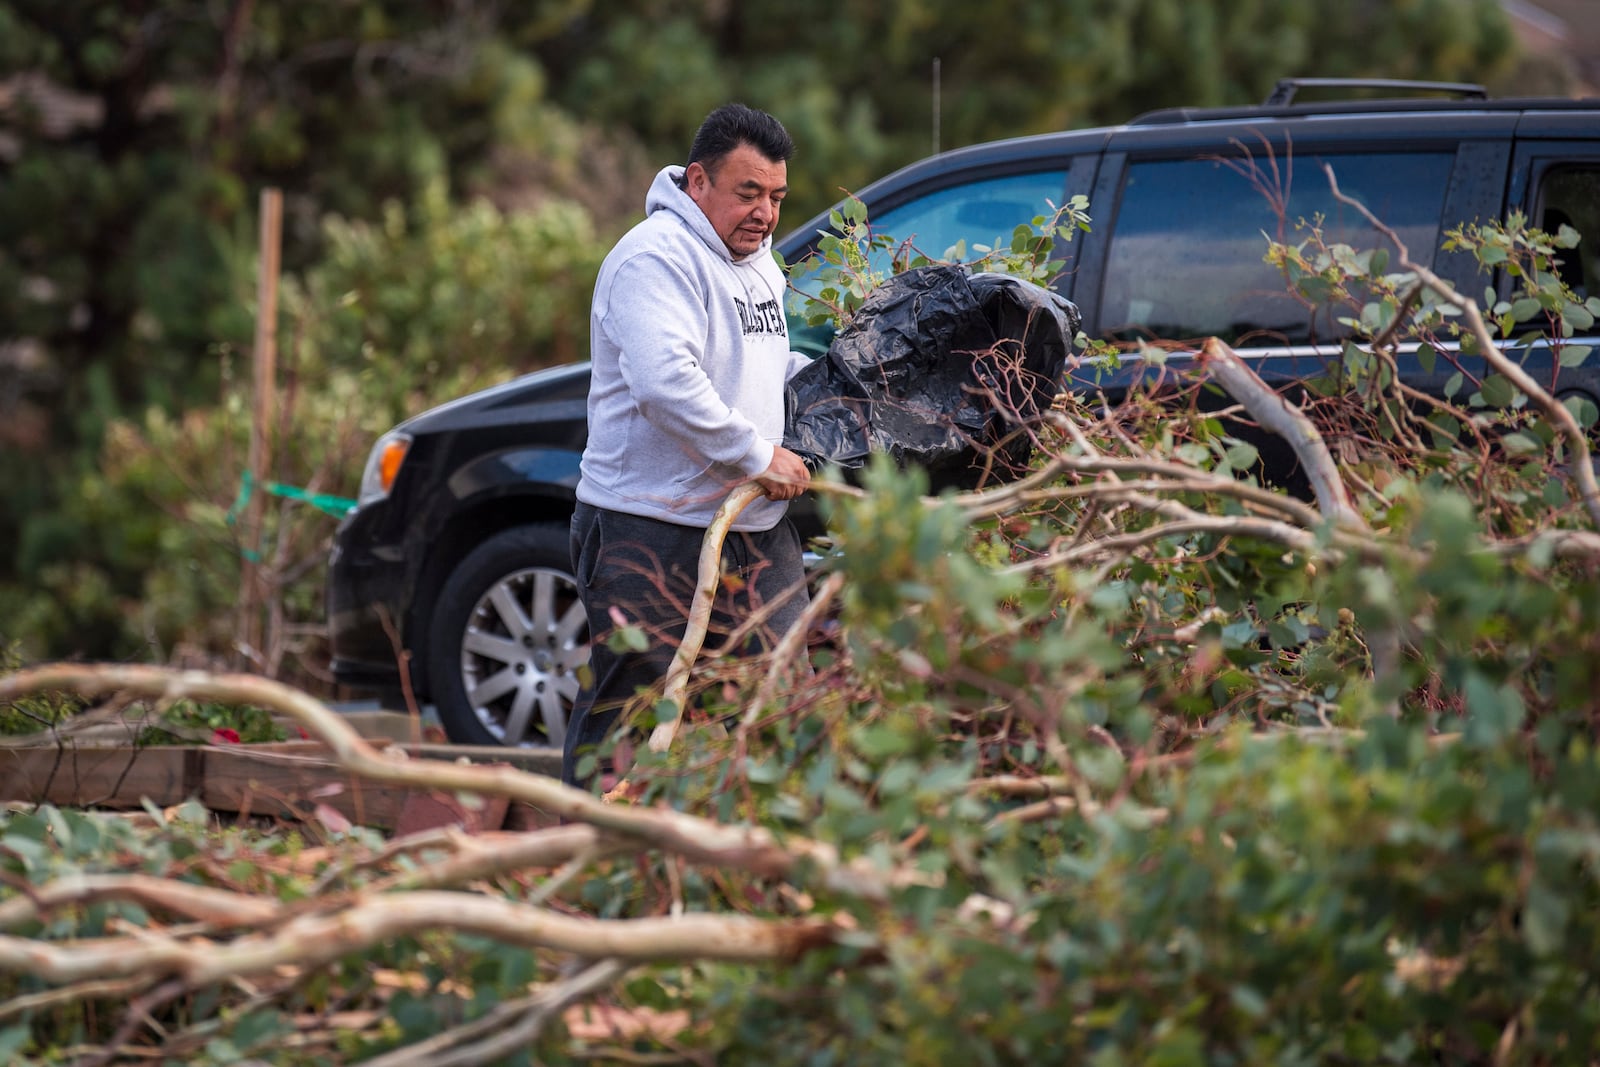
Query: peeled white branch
0 873 280 931
1197 337 1369 532
0 890 838 987
368 825 613 893
361 958 631 1067
0 665 908 901
649 481 765 754
956 412 1329 531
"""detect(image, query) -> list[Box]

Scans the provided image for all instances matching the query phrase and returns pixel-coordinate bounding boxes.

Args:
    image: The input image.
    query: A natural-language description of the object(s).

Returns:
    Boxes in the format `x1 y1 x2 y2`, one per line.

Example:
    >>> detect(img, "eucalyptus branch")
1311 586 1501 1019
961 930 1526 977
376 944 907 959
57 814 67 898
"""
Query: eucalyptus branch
0 976 150 1024
649 482 766 754
1002 475 1316 527
362 958 632 1067
366 825 615 893
957 411 1329 529
1322 163 1600 530
969 775 1081 798
1490 527 1600 561
0 891 839 988
741 570 846 729
1196 337 1367 531
0 665 911 901
985 793 1169 829
0 873 280 931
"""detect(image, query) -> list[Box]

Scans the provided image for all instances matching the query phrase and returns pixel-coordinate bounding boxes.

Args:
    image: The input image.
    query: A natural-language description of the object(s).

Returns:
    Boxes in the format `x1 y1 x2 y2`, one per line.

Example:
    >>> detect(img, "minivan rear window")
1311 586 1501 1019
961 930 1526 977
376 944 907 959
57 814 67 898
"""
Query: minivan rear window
1099 152 1455 347
1539 166 1600 302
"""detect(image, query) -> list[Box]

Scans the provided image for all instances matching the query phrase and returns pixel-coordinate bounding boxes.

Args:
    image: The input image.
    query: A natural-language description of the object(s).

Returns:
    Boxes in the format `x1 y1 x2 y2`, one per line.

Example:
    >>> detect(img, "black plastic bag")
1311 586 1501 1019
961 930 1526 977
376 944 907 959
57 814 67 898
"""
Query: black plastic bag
783 264 1081 492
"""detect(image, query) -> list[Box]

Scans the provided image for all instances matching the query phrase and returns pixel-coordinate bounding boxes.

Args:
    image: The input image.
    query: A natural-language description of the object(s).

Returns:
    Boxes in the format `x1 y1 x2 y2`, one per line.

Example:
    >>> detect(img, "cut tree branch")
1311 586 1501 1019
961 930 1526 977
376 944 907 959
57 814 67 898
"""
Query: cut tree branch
1322 162 1600 531
1195 337 1369 532
649 481 765 753
0 664 915 901
0 890 837 986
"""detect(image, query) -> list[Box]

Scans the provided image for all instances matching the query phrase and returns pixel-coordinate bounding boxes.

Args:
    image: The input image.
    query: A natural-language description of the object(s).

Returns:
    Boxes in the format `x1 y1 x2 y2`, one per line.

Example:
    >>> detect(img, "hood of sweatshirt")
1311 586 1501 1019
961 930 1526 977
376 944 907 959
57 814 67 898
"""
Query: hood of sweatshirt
644 165 774 266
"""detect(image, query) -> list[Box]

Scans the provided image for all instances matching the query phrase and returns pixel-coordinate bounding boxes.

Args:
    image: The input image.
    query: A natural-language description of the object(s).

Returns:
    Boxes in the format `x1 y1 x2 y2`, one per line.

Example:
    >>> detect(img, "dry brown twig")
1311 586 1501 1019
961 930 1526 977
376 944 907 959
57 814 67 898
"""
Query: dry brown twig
360 958 633 1067
1321 161 1600 531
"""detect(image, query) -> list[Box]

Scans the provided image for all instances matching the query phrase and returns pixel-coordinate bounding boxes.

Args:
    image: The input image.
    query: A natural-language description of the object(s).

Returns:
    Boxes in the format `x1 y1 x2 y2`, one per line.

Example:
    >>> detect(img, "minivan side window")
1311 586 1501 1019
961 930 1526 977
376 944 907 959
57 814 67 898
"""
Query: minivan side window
868 170 1071 268
784 170 1069 356
1099 152 1455 347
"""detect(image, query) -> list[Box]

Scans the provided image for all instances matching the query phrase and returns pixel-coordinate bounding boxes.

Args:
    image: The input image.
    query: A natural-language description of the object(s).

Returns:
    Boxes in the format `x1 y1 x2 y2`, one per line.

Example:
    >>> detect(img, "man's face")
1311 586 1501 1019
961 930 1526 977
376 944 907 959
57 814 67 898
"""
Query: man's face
685 143 788 258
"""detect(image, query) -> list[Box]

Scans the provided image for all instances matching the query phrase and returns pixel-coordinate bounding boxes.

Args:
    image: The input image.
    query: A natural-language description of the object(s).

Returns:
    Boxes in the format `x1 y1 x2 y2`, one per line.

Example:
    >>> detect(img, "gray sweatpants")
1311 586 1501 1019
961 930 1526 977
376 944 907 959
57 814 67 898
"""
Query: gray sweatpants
561 501 809 788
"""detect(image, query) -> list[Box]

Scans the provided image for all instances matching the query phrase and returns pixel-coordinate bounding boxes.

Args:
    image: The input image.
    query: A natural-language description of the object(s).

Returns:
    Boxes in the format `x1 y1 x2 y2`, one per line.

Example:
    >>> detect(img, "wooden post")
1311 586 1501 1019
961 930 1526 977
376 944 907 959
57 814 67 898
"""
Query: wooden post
239 188 283 669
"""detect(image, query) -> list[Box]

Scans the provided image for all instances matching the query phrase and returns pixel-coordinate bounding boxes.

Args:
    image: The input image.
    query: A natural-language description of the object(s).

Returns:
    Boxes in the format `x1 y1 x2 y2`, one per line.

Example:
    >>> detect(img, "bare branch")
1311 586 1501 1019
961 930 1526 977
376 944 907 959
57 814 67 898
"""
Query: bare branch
0 873 279 931
362 958 632 1067
740 571 845 730
366 825 615 893
0 891 839 987
1196 338 1368 531
0 664 913 901
649 482 766 754
1321 162 1600 530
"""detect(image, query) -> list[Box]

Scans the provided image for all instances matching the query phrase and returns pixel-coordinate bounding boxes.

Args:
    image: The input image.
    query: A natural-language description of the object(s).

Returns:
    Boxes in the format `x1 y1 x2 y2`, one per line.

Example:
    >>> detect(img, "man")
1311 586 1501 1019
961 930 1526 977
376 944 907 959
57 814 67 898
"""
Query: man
562 103 813 788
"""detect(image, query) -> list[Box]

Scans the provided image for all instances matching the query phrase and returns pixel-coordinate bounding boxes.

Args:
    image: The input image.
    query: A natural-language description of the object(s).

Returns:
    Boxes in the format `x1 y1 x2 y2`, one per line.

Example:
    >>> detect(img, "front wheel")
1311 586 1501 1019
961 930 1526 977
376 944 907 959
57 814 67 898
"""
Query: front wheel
425 524 589 748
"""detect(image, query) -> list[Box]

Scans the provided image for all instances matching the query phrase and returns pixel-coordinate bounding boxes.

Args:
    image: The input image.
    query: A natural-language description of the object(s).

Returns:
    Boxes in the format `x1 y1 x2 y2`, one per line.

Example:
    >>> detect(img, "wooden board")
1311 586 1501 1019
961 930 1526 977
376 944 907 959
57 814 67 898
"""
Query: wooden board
0 737 563 833
0 743 194 810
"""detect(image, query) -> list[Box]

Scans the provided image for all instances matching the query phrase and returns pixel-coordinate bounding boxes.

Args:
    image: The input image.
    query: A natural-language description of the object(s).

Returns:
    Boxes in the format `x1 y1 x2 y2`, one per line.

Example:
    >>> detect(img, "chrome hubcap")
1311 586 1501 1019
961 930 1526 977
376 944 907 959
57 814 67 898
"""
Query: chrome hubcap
458 567 588 747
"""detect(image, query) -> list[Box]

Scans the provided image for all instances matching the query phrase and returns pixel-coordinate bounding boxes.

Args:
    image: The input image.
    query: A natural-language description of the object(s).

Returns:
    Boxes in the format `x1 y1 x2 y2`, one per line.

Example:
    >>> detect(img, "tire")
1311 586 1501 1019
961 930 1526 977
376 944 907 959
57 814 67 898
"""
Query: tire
425 523 589 748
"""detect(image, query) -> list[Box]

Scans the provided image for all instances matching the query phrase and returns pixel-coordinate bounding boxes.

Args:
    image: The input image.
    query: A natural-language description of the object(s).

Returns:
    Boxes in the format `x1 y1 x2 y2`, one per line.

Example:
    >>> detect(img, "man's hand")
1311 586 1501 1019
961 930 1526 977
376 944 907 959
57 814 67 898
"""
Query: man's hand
754 446 811 501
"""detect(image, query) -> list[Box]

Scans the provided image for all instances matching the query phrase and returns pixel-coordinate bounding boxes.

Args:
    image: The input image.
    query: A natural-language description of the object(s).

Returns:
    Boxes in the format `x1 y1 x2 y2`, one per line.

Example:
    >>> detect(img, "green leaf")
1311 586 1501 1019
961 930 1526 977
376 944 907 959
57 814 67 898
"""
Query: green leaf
1359 300 1396 334
607 624 649 654
1501 432 1540 455
1478 375 1515 407
1510 297 1543 321
1524 880 1569 957
1562 394 1598 428
1230 984 1269 1018
0 1025 30 1061
746 758 784 784
1224 441 1259 470
1559 345 1592 368
853 722 913 759
1463 674 1526 744
1138 341 1167 366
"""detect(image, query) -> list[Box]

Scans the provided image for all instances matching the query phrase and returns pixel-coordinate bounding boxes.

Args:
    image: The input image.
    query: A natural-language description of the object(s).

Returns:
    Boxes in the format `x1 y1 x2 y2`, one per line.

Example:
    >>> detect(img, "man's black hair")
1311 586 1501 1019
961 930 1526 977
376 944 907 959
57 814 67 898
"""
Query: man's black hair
687 103 794 175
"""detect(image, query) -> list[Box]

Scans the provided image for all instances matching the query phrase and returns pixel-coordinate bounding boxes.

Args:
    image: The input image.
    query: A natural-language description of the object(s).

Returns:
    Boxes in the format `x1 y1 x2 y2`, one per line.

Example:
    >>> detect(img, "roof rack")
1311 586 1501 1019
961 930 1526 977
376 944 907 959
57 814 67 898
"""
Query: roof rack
1264 77 1488 106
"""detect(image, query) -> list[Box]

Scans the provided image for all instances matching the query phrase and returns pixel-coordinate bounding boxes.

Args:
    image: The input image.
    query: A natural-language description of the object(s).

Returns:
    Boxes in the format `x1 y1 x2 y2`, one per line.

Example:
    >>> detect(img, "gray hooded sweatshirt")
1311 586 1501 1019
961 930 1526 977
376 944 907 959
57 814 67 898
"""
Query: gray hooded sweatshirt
576 165 810 531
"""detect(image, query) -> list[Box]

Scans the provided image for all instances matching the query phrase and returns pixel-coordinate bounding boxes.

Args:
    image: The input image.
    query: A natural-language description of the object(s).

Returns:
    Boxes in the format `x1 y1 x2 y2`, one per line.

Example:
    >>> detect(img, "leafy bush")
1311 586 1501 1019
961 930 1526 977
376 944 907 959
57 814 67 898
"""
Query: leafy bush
0 186 605 683
6 209 1600 1065
0 643 79 736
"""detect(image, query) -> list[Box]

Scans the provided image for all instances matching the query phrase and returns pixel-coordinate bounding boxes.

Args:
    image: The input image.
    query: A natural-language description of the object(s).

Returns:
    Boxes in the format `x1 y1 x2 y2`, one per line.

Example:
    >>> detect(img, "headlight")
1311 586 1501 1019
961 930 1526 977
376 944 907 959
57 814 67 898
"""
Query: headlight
357 431 412 505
